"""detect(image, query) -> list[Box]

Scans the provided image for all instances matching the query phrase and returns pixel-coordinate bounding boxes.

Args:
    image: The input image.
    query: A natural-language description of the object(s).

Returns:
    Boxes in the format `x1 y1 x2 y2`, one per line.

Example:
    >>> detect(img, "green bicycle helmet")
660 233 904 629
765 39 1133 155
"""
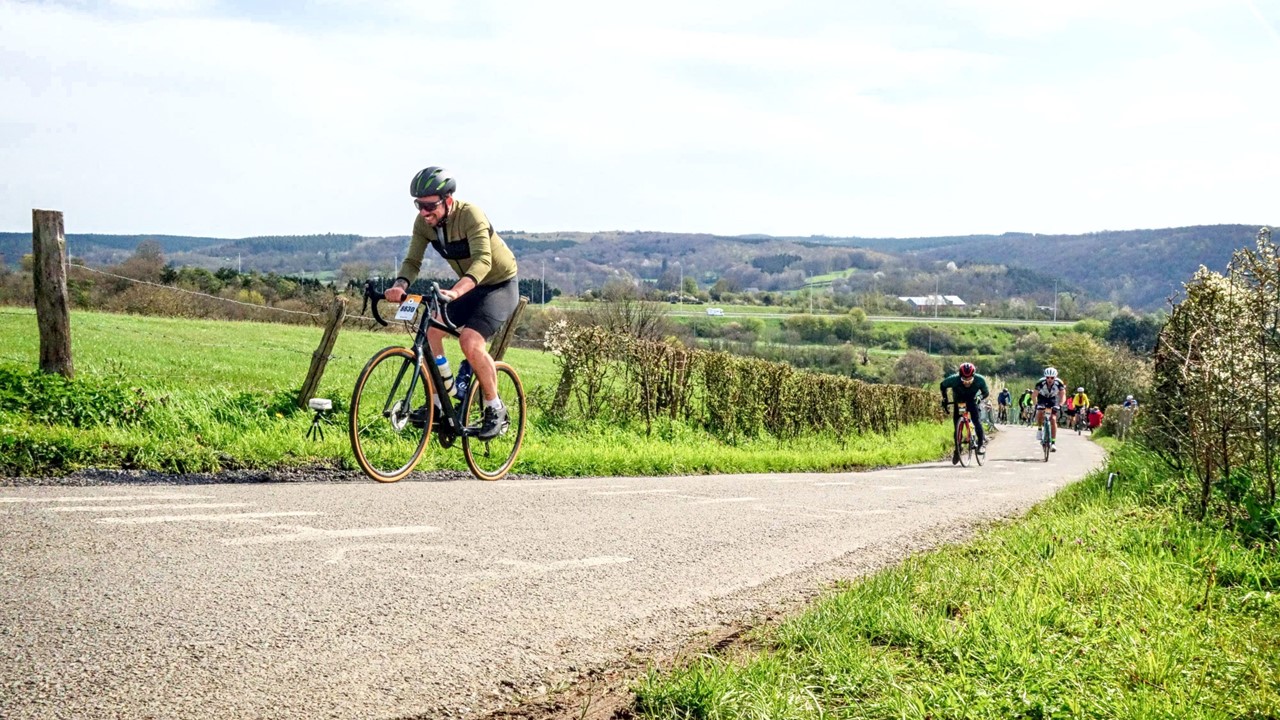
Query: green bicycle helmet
410 167 456 197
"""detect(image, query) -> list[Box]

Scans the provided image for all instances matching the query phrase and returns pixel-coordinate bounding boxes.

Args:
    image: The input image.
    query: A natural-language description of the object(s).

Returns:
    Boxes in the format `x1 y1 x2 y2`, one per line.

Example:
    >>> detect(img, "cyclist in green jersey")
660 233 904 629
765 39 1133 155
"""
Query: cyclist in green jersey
384 167 520 440
940 362 991 463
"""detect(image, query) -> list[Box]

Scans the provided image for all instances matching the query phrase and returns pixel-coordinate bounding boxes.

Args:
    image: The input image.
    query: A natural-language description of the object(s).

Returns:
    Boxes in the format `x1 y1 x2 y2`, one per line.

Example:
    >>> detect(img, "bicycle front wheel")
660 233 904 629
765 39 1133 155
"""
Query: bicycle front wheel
955 422 971 467
461 361 527 481
350 347 434 483
973 425 984 466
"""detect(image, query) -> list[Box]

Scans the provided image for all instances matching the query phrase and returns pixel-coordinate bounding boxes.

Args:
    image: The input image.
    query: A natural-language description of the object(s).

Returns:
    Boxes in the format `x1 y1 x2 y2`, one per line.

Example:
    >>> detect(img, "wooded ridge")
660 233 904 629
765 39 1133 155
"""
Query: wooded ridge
0 224 1267 311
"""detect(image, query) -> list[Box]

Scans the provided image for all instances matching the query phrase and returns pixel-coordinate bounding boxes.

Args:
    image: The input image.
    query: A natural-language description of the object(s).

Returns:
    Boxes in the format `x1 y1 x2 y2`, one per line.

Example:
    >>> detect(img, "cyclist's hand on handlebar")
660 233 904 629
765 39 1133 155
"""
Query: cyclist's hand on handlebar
384 285 407 304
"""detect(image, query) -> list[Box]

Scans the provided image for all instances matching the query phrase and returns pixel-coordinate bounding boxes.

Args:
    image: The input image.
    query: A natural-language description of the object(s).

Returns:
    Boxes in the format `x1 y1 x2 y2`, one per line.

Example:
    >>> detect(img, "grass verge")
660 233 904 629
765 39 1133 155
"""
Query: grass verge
632 441 1280 718
0 310 949 477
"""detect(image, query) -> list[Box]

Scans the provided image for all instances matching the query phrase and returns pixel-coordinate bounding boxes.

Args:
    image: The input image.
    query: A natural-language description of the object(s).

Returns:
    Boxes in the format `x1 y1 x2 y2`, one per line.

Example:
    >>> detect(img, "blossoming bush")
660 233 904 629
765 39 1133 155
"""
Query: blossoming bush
1148 227 1279 537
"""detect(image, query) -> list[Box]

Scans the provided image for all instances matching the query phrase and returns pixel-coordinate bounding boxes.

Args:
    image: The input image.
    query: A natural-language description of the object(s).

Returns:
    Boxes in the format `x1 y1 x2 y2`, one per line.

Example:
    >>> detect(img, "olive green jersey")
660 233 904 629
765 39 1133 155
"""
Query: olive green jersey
397 200 517 286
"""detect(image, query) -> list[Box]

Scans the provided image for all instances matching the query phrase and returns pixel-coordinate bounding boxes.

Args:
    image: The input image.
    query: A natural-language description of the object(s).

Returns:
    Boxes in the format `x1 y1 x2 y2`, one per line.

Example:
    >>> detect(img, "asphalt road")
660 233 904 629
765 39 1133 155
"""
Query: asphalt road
0 425 1105 720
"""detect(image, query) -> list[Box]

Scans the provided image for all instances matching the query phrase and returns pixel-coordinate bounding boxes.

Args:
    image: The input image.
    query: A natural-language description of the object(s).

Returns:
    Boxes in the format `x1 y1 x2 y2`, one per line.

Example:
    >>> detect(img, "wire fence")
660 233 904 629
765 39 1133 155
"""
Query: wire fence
65 263 394 326
0 265 400 381
70 263 323 319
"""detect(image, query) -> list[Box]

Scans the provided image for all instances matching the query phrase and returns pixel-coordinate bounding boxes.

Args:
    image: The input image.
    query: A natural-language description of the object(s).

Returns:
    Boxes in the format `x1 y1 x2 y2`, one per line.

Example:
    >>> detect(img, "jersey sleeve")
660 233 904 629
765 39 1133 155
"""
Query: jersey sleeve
397 216 433 284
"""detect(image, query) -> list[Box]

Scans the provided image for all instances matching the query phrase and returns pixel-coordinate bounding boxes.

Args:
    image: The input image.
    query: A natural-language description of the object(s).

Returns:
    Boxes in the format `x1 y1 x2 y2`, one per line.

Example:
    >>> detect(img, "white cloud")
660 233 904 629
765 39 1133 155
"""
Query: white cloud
1 0 1276 239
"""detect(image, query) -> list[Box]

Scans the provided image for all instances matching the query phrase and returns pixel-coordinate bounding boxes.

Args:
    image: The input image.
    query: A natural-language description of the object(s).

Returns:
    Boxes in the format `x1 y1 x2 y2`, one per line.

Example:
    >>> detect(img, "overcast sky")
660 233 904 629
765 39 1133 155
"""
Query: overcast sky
2 0 1278 239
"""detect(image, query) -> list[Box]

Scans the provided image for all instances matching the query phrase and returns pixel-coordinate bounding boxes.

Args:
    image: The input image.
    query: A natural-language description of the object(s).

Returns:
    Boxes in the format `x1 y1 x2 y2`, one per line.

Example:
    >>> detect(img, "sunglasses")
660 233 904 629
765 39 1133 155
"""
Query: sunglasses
414 199 444 212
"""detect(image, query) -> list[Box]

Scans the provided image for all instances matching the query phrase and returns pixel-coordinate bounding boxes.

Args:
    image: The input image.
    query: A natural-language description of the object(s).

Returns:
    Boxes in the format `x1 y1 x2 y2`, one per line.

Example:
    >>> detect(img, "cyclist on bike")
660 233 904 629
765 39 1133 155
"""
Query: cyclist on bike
1123 395 1139 411
1019 388 1034 424
997 387 1012 424
1034 367 1067 451
1068 387 1089 427
383 167 520 440
940 362 990 464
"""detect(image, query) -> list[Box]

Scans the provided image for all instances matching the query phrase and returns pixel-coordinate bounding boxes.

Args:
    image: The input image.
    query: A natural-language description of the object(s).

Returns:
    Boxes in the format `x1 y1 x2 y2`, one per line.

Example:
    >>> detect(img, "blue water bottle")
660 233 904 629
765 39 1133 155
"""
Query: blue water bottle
453 360 472 399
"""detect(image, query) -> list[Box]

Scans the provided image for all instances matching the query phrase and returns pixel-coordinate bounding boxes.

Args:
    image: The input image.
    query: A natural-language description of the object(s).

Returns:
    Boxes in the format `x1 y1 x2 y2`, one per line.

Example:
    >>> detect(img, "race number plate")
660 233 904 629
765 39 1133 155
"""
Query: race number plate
394 295 422 321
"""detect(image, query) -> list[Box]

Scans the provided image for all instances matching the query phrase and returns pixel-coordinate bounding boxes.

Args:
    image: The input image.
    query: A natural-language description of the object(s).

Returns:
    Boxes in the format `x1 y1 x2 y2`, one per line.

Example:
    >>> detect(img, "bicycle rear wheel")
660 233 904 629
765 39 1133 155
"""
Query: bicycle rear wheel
1042 415 1052 462
349 347 433 483
461 361 527 481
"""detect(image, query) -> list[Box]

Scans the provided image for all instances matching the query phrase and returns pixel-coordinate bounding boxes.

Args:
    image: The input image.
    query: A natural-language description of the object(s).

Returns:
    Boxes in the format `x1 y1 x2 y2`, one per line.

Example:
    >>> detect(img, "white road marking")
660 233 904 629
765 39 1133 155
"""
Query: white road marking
689 497 757 504
590 489 678 496
95 511 320 525
52 503 251 513
537 485 628 491
755 506 834 520
495 556 633 572
322 543 462 564
223 525 440 546
0 494 215 504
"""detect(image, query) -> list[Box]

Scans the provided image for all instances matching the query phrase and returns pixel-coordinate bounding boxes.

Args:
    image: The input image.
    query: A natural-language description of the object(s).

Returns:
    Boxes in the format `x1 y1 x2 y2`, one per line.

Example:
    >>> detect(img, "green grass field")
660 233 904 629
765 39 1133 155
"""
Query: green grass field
632 441 1280 718
0 309 950 477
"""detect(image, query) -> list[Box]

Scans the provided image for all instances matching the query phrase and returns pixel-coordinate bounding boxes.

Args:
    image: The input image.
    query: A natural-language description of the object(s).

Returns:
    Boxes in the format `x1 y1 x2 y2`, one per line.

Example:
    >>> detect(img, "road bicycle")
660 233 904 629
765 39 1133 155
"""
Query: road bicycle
980 400 999 436
996 403 1009 425
1036 405 1057 462
1073 408 1088 435
947 402 982 467
349 283 527 482
1019 405 1034 425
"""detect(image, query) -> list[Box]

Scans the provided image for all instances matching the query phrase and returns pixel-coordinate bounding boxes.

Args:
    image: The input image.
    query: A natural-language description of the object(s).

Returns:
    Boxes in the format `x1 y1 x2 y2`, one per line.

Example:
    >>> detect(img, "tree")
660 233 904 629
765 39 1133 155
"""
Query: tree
1147 227 1280 523
1047 332 1149 409
893 350 941 388
579 278 674 341
681 276 698 297
1106 311 1164 355
905 326 954 353
115 239 166 283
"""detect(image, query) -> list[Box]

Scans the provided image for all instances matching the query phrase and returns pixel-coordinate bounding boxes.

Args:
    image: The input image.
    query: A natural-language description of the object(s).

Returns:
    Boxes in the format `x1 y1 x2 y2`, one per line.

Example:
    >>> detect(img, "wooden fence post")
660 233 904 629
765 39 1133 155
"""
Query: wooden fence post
298 296 348 409
488 296 529 362
32 209 73 378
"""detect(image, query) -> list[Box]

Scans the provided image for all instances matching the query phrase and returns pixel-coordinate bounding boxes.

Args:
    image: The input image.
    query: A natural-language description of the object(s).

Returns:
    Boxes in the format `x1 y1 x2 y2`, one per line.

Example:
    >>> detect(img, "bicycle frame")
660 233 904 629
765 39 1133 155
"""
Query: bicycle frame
946 400 981 466
366 283 470 439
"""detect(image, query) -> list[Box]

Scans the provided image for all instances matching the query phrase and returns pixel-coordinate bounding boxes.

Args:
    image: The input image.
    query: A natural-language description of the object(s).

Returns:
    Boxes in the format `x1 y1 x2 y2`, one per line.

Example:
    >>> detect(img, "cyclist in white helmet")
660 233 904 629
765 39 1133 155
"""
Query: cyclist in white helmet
1034 367 1067 450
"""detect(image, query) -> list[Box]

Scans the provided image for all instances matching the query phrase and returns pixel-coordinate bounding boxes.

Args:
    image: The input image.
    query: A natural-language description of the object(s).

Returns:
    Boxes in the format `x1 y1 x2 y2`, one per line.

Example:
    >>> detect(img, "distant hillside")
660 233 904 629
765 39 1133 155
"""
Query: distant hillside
2 224 1270 311
870 225 1258 309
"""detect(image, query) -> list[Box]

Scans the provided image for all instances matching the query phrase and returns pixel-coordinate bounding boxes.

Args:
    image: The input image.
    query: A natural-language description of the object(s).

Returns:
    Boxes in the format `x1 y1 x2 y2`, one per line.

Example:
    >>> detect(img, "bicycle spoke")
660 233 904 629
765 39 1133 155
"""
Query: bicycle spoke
350 348 433 482
462 362 526 481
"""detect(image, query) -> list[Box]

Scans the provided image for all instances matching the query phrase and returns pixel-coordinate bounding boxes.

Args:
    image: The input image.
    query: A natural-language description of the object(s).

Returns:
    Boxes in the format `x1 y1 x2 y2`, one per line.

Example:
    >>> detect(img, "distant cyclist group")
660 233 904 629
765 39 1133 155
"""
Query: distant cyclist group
941 362 1137 464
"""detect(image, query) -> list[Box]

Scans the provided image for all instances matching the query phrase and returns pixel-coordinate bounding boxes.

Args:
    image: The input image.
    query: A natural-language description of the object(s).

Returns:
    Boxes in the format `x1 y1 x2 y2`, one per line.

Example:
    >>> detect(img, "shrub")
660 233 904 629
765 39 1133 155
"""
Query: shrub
0 364 152 428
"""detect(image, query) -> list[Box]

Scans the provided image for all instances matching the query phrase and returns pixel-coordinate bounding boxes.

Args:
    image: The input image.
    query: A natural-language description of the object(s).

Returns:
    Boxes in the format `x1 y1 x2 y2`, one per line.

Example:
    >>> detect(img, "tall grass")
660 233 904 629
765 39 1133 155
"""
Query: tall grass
632 441 1280 718
0 310 949 476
